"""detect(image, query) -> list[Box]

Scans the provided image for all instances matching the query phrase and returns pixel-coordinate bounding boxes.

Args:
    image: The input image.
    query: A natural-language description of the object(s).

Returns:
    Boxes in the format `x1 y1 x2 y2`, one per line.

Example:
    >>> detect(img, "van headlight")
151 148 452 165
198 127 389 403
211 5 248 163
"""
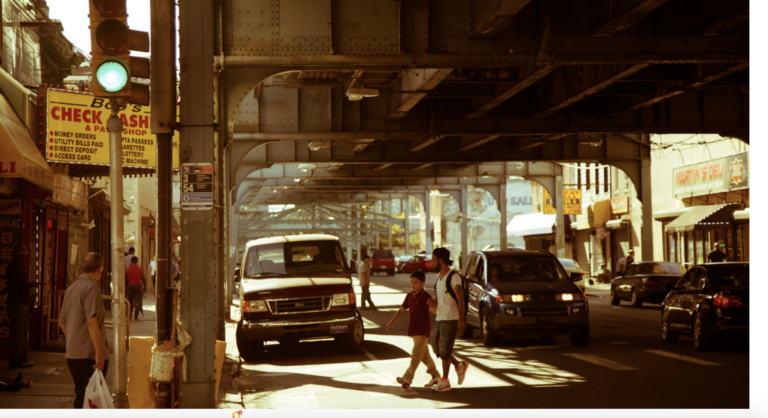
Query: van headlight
332 293 350 306
245 300 268 313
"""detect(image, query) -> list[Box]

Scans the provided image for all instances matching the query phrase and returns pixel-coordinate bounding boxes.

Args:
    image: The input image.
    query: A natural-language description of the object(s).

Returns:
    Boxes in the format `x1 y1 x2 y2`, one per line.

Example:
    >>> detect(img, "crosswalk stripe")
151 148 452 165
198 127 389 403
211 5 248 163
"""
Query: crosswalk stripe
646 350 723 366
267 391 319 408
362 347 378 361
563 353 638 370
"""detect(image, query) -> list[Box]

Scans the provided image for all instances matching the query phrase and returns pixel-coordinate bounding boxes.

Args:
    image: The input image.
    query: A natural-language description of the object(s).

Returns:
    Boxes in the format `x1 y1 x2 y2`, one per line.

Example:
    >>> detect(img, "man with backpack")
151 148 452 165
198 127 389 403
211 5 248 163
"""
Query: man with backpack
426 247 469 392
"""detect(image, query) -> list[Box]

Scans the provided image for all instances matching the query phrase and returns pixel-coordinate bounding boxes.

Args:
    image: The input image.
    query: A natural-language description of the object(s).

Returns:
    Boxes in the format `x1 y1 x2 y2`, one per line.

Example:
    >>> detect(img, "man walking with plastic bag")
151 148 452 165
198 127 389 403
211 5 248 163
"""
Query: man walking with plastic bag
59 253 111 408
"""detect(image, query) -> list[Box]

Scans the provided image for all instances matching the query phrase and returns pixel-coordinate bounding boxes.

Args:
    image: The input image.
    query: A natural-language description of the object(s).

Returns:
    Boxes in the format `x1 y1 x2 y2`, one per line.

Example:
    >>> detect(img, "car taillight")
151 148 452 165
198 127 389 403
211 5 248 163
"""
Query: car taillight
349 292 356 305
645 280 660 287
714 293 742 308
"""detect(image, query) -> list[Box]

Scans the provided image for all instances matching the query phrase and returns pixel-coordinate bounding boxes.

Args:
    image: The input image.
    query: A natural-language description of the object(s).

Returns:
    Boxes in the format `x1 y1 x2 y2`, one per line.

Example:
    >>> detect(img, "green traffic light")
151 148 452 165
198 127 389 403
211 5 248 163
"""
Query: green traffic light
96 59 129 92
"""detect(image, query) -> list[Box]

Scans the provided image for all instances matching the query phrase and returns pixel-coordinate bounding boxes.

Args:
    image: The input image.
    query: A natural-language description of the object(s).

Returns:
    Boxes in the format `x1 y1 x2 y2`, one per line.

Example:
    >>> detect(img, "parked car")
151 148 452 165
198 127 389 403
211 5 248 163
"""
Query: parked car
610 262 684 307
460 250 589 346
661 263 749 351
370 249 396 276
235 234 364 362
400 255 434 274
482 244 522 251
558 258 588 290
395 255 414 273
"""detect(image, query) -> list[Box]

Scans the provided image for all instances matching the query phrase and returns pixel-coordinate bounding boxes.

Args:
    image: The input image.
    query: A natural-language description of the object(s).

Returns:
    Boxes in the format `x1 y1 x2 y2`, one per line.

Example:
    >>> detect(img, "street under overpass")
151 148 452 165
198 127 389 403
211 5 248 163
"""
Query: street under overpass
176 0 749 407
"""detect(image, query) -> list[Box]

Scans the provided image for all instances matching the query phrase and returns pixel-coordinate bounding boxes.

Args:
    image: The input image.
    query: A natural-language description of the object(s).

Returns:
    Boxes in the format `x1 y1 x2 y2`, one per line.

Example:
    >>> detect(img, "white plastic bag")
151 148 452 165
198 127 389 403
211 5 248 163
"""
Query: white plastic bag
83 370 114 409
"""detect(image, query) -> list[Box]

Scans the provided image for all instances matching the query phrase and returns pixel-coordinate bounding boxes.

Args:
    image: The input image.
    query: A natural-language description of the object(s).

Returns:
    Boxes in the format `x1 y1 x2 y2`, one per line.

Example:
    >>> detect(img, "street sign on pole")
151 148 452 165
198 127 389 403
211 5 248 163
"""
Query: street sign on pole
181 163 213 210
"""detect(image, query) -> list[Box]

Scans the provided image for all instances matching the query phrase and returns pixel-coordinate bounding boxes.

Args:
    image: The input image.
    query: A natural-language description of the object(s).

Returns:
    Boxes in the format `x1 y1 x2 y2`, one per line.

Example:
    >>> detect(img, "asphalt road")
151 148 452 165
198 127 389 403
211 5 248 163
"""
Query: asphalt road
235 273 749 409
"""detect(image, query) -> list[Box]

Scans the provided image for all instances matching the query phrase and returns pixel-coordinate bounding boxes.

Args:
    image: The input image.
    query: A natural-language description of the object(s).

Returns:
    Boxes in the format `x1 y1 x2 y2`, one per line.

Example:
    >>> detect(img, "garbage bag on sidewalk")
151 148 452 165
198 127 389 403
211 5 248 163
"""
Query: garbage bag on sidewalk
83 370 115 409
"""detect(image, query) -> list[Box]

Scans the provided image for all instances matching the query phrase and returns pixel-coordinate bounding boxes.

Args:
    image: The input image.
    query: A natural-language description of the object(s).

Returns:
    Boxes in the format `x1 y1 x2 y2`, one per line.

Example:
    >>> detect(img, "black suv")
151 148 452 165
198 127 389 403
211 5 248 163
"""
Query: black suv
235 234 363 362
460 250 589 346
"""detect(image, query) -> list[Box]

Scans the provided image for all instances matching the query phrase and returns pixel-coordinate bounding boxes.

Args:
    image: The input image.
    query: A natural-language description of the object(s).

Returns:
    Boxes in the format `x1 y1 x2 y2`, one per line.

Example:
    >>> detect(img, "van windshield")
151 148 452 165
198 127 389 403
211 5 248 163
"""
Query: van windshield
244 241 347 278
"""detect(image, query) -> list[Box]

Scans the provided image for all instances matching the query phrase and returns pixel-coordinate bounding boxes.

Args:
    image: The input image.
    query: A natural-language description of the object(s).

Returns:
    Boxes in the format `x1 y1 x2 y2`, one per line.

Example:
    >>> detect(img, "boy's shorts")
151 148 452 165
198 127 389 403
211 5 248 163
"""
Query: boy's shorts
430 320 458 359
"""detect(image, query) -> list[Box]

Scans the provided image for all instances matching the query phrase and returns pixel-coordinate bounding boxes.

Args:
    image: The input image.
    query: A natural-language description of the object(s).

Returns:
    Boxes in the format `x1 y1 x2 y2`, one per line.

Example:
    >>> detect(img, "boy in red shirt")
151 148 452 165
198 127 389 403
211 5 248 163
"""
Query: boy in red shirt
386 271 441 389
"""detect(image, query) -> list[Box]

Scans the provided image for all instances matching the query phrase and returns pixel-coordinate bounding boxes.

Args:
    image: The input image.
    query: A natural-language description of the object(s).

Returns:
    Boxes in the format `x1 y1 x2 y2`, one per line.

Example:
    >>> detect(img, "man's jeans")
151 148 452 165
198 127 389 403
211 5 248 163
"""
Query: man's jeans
402 335 440 384
7 302 29 364
67 358 110 408
361 285 375 308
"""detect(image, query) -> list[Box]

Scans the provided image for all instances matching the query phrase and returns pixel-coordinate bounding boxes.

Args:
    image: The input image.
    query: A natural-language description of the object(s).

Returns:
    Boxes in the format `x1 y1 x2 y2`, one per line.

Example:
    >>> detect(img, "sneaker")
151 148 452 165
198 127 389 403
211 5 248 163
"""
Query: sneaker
455 361 469 385
424 377 440 388
396 377 411 389
432 378 452 392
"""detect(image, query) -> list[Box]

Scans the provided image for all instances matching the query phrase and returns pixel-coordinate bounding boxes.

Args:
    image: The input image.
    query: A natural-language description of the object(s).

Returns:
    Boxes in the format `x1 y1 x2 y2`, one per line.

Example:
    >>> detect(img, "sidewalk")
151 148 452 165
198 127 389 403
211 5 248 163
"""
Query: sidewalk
0 294 244 409
584 280 612 297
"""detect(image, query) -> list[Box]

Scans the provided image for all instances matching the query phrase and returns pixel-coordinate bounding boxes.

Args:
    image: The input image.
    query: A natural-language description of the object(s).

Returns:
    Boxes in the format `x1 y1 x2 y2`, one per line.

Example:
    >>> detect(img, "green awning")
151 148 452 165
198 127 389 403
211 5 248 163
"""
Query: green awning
664 204 739 233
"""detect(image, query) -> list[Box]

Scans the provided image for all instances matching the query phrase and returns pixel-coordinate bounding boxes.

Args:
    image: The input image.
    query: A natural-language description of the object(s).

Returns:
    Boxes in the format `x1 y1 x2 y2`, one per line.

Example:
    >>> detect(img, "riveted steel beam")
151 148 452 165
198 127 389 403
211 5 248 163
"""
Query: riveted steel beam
466 0 534 40
689 8 749 38
591 0 672 37
465 65 560 119
387 69 454 120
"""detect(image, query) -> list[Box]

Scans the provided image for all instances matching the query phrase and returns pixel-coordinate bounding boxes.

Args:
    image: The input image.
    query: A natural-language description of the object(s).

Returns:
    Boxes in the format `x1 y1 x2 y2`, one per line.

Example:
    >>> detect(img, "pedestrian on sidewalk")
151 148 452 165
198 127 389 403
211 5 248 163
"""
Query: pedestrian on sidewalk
149 257 157 299
386 271 441 389
707 243 728 262
58 253 110 409
597 264 612 284
126 256 145 320
617 250 634 276
426 247 468 392
358 254 376 310
6 244 38 368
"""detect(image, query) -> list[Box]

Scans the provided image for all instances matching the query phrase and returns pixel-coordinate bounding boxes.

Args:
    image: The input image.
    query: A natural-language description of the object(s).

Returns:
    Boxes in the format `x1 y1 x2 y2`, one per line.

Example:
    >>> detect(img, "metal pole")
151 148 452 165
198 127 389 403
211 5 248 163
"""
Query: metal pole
424 192 432 254
460 186 468 268
405 197 410 256
555 174 565 258
387 201 392 250
107 101 128 409
500 177 507 250
214 58 226 342
179 0 216 407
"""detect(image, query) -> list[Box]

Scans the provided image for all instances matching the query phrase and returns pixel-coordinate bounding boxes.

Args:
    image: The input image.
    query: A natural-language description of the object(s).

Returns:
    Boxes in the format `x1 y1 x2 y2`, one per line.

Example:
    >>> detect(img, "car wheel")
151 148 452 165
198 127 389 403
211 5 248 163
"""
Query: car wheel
693 314 713 351
610 287 621 305
631 288 643 308
661 309 679 343
480 307 499 346
236 320 264 362
336 317 365 351
570 327 590 346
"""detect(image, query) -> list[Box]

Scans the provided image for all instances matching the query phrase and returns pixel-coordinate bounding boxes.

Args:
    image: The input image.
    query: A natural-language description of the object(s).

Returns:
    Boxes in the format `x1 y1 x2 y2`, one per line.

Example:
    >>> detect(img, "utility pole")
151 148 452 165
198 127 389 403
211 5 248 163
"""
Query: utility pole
107 101 129 409
179 0 217 407
150 0 176 408
555 174 565 258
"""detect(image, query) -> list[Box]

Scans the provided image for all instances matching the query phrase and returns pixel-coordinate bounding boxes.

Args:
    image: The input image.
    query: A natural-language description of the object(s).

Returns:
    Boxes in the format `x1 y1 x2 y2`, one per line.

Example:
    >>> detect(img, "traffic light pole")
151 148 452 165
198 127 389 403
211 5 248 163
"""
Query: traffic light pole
107 100 129 409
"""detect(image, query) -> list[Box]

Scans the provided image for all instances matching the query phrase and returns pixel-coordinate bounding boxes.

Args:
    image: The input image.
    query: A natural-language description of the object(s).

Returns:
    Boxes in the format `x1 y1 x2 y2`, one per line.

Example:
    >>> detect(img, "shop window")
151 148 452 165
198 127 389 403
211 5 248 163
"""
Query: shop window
686 231 694 264
668 233 677 263
695 230 704 265
604 167 609 193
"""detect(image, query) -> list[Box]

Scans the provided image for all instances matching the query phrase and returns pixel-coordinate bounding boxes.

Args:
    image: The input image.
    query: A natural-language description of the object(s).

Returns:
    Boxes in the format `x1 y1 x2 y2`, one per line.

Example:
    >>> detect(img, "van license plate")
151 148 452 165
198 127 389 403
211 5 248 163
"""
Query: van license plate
330 324 348 334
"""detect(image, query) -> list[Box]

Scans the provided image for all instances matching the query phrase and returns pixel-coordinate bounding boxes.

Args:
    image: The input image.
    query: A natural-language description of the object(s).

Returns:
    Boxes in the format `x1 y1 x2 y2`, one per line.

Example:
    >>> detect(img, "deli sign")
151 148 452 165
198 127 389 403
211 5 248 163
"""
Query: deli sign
673 152 749 199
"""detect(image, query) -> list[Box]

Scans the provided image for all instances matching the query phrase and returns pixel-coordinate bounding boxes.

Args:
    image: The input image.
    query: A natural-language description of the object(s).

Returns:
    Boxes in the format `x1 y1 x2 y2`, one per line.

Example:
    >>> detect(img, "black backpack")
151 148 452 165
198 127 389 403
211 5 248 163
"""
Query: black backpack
434 270 469 319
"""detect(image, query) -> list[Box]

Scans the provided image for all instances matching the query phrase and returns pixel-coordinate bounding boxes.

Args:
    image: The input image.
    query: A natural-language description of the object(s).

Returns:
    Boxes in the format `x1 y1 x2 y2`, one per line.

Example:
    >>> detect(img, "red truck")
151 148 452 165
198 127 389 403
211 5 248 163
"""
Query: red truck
370 249 396 276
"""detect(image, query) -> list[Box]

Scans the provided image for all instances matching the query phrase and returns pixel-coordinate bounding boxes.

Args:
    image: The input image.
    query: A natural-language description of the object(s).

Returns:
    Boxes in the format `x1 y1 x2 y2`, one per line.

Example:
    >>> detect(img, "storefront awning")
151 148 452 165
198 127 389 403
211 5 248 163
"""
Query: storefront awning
507 213 572 237
605 219 630 230
665 204 740 233
653 207 691 221
89 189 132 214
0 93 55 191
733 208 749 222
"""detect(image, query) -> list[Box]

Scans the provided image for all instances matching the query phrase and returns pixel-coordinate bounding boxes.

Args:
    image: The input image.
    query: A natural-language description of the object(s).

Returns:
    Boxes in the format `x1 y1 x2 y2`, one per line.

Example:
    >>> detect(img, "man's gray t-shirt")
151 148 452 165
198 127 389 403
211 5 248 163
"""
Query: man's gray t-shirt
59 275 110 361
125 254 134 270
357 261 371 287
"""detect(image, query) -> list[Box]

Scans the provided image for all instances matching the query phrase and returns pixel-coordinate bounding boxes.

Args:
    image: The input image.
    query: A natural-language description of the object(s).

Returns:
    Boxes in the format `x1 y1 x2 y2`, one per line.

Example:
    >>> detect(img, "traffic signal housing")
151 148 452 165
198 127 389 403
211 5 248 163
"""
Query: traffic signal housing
89 0 150 105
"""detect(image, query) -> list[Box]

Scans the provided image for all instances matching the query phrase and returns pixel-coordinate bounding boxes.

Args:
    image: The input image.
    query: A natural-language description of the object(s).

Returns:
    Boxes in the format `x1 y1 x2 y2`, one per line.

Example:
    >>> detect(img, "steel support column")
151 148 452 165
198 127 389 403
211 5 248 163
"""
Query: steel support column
387 201 392 250
405 197 410 256
499 177 507 250
640 159 654 262
424 192 432 254
179 0 216 407
555 174 565 258
460 186 468 268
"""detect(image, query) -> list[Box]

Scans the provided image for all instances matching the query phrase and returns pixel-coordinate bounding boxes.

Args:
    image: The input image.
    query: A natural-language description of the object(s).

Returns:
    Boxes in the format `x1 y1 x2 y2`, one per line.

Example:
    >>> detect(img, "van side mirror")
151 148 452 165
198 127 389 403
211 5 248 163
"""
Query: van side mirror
570 272 582 282
234 267 241 282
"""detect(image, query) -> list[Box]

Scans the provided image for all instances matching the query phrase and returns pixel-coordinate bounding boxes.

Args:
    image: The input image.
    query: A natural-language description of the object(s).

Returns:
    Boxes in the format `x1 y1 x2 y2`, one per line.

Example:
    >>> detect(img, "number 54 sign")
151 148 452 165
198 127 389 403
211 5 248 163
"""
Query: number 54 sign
180 163 213 210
